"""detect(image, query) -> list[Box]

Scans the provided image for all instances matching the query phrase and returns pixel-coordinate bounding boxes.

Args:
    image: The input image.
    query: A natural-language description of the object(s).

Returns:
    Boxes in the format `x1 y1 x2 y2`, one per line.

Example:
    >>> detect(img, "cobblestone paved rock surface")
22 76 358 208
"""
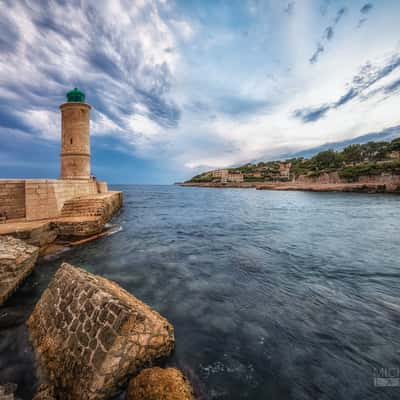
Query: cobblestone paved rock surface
28 262 175 400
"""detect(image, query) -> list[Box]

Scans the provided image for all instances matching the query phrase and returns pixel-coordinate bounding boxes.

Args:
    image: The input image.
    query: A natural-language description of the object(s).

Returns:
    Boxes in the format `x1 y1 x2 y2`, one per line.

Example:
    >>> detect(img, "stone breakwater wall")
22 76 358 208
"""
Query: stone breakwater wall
55 192 124 237
0 179 109 222
0 236 39 305
28 263 175 400
0 180 26 220
25 179 99 221
60 192 122 223
0 192 123 250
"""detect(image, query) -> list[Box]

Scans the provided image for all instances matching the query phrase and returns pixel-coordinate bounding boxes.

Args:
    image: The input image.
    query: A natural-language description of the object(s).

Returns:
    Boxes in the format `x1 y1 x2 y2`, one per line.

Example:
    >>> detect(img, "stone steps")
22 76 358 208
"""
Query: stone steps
60 197 107 218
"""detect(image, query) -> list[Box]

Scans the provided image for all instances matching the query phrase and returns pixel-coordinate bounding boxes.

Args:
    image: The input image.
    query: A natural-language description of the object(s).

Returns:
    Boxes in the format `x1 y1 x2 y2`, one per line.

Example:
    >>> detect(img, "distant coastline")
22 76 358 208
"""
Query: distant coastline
179 138 400 194
177 180 400 193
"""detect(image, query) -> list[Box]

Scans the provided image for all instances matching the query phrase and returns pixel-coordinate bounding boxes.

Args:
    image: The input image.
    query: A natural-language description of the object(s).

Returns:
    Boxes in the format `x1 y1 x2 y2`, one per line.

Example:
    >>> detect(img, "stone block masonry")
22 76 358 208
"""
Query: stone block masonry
0 192 123 249
24 179 98 221
0 236 39 305
54 191 123 237
60 101 91 180
28 263 174 400
0 180 26 221
0 179 100 222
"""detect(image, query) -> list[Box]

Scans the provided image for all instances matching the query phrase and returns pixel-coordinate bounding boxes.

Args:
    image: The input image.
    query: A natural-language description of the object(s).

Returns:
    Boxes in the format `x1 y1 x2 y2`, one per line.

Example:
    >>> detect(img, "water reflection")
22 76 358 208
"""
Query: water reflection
1 185 399 399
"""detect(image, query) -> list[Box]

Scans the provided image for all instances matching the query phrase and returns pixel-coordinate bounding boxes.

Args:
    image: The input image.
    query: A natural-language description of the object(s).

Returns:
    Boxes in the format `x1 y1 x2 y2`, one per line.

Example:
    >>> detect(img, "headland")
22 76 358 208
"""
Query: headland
179 139 400 194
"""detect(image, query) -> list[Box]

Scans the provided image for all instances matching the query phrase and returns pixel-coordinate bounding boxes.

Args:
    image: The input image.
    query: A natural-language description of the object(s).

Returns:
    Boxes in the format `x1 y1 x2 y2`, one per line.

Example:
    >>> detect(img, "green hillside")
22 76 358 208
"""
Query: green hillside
187 138 400 183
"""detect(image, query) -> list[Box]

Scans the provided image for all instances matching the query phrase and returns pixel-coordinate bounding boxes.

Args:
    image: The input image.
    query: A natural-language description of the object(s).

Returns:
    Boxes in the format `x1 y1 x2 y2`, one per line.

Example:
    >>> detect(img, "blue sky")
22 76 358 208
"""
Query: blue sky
0 0 400 183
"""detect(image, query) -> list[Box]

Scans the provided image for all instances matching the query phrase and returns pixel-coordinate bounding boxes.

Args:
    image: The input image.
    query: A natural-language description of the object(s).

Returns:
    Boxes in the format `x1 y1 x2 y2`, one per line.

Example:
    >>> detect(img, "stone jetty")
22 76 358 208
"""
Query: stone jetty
0 88 123 253
0 236 39 306
28 263 175 399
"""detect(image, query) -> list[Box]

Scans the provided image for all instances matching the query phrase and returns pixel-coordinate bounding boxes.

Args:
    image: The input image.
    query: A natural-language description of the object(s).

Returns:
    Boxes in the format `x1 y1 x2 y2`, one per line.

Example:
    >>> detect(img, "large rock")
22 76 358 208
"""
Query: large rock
27 263 174 400
126 367 194 400
0 235 39 305
0 221 57 248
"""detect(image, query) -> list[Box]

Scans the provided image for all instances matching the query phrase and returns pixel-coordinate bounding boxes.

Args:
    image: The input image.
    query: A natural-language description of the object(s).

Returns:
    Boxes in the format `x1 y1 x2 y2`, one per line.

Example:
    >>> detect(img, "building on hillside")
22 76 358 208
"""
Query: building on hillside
279 162 291 178
389 151 400 159
211 169 229 179
243 171 263 180
211 169 244 183
225 173 244 183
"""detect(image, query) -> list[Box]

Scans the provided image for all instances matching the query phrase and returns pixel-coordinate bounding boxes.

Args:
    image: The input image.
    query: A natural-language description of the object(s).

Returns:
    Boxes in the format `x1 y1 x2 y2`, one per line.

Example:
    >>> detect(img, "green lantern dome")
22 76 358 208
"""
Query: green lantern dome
66 87 85 102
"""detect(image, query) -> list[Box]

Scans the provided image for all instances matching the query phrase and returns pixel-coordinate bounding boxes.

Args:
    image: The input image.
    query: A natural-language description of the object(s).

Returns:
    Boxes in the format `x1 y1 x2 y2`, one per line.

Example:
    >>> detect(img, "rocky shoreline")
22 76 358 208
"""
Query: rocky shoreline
177 182 256 189
0 190 195 399
177 174 400 194
28 262 192 399
0 251 194 399
0 236 39 305
255 181 398 193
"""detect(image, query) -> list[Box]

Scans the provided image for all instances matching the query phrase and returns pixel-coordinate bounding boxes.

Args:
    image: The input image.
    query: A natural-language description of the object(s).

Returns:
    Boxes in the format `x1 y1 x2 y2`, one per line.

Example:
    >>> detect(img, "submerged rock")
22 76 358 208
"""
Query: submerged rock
126 367 194 400
0 235 39 306
0 383 18 398
27 262 174 400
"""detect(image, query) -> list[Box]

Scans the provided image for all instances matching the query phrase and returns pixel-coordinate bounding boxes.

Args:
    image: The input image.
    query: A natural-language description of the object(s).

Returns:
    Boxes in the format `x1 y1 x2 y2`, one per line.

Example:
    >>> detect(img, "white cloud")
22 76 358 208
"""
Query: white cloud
20 109 60 141
91 111 123 136
1 0 400 181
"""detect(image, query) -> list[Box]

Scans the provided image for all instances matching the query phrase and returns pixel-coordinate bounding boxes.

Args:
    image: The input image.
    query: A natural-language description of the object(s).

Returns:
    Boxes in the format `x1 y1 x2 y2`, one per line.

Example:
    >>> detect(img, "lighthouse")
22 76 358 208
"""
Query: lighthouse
60 88 91 180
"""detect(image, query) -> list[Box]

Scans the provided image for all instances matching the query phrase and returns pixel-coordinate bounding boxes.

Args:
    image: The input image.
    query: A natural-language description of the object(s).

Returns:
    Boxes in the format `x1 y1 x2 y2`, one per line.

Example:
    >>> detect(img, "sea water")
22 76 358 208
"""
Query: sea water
1 185 399 399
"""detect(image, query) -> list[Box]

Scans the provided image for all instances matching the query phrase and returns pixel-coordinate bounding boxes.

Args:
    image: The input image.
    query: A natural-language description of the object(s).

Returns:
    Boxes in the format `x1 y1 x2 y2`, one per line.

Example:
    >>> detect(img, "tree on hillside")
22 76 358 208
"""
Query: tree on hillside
390 138 400 151
310 150 343 170
360 141 388 161
342 144 363 163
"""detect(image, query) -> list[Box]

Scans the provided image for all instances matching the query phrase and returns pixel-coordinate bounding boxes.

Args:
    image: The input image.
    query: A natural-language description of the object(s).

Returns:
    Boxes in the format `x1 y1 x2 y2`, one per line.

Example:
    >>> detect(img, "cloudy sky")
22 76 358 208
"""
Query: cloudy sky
1 0 400 183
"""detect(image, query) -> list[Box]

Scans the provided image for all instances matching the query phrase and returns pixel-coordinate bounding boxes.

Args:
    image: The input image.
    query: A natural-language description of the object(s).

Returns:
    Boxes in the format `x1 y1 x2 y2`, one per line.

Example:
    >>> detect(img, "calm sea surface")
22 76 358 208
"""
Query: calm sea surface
1 185 400 399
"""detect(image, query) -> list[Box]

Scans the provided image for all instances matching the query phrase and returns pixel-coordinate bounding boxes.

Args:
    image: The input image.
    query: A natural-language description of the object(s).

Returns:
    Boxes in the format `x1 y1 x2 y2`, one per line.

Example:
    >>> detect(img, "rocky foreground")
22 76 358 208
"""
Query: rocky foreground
127 367 194 400
29 262 176 399
0 191 123 308
0 222 195 398
0 261 194 399
0 236 39 305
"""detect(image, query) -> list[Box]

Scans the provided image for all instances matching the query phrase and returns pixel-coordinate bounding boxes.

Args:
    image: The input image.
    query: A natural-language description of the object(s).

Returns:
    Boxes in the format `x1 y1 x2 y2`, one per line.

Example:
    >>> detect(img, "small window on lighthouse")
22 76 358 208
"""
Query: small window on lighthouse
70 138 73 145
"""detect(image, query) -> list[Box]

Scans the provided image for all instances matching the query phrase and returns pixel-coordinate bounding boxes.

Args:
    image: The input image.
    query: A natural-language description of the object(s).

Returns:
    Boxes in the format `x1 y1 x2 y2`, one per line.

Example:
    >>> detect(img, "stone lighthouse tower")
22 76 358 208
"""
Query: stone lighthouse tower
60 88 91 180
